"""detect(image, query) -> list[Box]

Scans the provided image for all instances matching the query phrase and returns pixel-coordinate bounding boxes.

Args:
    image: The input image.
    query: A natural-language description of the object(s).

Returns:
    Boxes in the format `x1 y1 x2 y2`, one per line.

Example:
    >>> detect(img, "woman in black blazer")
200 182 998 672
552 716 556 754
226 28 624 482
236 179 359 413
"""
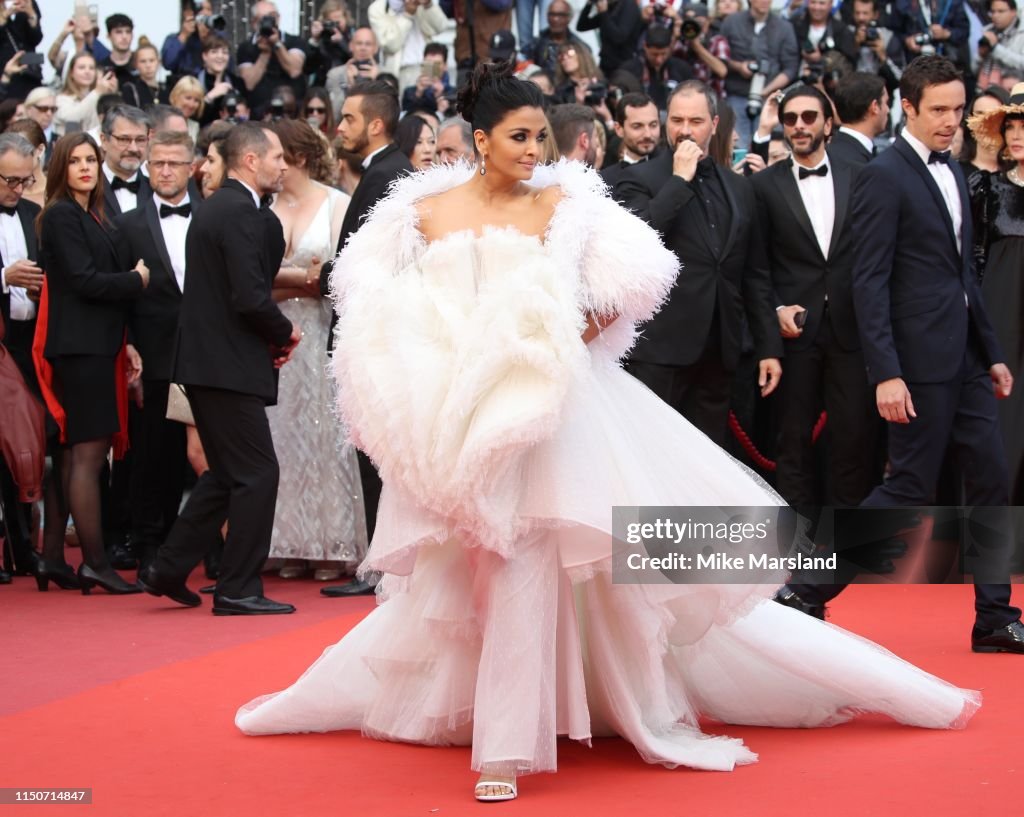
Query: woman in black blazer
35 132 150 594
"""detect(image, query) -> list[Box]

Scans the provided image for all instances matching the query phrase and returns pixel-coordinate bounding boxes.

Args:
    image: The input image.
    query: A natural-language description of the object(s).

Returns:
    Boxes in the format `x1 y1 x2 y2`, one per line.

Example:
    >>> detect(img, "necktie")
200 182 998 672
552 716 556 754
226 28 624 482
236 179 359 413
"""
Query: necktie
259 193 274 211
160 203 191 219
111 176 141 193
0 204 17 217
799 164 829 179
928 150 950 165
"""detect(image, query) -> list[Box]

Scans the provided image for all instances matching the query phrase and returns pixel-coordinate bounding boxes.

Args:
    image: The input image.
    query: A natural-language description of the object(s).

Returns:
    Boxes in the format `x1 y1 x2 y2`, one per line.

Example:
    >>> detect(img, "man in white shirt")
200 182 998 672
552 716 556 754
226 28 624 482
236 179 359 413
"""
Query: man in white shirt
99 105 152 216
113 131 197 573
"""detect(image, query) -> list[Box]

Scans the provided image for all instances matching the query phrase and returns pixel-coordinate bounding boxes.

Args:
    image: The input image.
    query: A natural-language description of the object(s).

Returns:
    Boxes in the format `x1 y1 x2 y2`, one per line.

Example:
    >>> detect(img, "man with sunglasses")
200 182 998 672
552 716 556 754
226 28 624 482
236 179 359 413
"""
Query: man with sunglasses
99 105 152 216
751 85 879 517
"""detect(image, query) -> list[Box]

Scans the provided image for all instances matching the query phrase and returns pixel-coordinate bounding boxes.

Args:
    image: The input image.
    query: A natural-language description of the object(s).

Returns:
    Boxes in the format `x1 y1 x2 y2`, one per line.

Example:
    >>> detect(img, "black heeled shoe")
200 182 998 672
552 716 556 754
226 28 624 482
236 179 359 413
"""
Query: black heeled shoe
34 561 81 592
77 564 142 595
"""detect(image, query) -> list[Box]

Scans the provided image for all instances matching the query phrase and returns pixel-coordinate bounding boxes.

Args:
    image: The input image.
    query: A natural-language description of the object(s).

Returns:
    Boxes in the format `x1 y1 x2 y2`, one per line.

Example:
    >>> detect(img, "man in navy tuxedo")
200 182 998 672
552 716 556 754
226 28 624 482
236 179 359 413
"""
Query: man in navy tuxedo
779 56 1023 653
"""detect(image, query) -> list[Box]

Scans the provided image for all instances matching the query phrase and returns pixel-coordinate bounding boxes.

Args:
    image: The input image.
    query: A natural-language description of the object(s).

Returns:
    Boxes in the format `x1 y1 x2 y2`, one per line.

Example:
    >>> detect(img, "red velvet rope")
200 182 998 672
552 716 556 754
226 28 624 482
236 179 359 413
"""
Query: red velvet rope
728 410 828 473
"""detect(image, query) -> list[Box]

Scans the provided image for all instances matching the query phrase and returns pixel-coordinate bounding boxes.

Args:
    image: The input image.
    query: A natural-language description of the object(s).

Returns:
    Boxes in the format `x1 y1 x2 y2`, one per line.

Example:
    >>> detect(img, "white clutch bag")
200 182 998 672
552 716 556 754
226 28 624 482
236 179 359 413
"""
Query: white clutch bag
165 383 195 426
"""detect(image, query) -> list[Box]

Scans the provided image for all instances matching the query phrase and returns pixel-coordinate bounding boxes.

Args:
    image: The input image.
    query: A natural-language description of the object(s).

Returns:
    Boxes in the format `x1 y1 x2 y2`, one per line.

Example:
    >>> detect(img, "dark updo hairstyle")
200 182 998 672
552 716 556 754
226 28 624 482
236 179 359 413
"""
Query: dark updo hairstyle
456 59 545 144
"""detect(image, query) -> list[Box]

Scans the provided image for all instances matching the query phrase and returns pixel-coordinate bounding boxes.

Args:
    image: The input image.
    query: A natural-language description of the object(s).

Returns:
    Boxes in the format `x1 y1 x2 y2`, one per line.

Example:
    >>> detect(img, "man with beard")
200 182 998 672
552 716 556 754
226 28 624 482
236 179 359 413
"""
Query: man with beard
601 92 659 189
549 103 600 165
616 80 781 445
750 85 879 510
100 105 152 216
319 80 411 598
141 123 301 615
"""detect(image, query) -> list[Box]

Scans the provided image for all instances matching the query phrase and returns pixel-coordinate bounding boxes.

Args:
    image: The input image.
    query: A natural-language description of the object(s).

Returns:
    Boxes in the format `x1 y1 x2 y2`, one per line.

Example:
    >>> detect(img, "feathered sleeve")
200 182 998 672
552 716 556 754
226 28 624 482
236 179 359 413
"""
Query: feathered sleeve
540 160 681 361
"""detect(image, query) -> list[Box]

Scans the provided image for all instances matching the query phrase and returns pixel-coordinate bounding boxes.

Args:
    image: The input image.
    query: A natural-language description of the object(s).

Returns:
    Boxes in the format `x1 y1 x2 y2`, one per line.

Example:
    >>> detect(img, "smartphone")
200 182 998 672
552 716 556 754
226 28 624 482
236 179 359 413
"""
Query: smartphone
420 61 442 79
794 309 808 329
19 52 44 66
731 148 748 165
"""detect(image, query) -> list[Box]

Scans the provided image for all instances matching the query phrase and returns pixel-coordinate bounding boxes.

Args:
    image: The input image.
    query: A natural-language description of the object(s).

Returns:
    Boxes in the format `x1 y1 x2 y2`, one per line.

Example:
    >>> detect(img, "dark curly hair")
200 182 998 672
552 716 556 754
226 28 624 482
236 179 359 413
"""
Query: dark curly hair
456 59 545 137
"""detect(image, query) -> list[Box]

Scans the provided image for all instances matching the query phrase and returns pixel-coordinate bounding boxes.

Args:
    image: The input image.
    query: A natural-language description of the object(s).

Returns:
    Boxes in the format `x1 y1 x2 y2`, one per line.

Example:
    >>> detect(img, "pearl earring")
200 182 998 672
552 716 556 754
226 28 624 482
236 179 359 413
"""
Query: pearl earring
480 156 486 176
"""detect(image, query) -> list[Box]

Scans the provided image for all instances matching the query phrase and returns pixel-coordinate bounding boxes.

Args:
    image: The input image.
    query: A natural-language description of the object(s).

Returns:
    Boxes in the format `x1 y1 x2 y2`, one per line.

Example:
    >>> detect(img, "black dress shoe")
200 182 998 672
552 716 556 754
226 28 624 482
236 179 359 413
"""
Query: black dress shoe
773 587 826 620
972 619 1024 654
320 579 376 597
107 542 138 571
212 595 296 616
199 584 216 595
137 565 201 608
0 568 11 585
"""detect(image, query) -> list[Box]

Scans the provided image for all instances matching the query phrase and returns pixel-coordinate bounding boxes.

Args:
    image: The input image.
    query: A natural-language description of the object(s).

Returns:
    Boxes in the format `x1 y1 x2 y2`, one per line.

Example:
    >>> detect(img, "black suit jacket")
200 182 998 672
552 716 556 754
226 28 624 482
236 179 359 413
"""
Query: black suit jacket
851 136 1003 384
827 130 873 167
172 179 291 404
601 154 653 193
40 198 141 358
102 169 152 217
751 157 861 352
0 198 40 331
320 143 413 349
115 195 200 382
616 151 782 369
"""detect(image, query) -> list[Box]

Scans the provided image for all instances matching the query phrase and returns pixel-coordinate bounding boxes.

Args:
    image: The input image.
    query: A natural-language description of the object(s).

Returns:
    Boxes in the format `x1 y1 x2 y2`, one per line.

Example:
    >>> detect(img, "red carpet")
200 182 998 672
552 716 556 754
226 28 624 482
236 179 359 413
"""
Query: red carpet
1 578 1019 816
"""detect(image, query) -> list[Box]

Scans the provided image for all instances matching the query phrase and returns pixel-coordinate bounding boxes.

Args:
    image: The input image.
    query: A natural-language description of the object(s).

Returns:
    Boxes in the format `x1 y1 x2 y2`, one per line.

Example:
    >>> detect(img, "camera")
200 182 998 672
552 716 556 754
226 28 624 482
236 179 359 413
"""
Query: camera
746 59 770 120
913 32 933 46
584 81 608 105
680 18 702 40
865 20 880 41
322 19 340 33
269 96 285 119
259 14 277 38
224 92 240 122
652 3 666 15
196 13 226 31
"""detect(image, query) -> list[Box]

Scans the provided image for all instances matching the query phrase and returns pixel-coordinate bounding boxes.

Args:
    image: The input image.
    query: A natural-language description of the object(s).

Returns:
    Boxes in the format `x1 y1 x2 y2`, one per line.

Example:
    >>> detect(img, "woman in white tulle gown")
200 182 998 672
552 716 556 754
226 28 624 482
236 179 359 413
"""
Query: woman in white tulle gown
266 119 368 581
237 65 979 802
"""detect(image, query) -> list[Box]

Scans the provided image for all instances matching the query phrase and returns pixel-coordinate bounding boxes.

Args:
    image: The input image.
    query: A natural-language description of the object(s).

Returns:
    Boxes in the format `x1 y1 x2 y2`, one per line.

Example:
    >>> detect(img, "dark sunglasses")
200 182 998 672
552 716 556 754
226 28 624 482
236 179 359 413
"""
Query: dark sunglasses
782 110 820 127
306 106 327 113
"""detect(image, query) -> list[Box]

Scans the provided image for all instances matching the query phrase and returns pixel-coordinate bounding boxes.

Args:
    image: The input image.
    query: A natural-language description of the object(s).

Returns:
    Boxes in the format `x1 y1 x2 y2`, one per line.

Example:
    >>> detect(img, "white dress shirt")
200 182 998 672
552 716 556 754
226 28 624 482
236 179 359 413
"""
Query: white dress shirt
901 128 962 254
362 144 389 169
153 193 191 293
103 163 141 213
0 208 34 320
838 126 875 156
791 155 835 259
234 177 262 208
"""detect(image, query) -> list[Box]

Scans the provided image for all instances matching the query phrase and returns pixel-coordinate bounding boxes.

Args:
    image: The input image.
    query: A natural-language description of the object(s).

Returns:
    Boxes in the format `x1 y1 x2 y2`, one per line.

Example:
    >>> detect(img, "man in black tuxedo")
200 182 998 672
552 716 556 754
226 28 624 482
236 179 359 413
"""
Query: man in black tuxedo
141 123 301 615
0 133 43 582
319 80 412 598
616 80 782 446
100 105 152 217
779 57 1023 653
600 93 660 191
115 131 197 573
827 71 890 167
752 85 879 507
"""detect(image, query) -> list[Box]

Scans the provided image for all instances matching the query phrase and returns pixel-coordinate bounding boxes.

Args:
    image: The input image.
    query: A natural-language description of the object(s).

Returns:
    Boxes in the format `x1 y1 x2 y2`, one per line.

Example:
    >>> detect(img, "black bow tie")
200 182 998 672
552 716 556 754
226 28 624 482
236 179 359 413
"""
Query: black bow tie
111 176 141 193
160 203 191 219
259 193 274 211
0 204 17 217
798 164 829 179
928 150 950 165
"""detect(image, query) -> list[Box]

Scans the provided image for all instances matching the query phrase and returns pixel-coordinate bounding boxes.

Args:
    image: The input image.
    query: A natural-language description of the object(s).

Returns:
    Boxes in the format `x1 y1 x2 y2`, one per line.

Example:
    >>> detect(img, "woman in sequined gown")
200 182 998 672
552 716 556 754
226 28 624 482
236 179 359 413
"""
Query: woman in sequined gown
267 119 368 580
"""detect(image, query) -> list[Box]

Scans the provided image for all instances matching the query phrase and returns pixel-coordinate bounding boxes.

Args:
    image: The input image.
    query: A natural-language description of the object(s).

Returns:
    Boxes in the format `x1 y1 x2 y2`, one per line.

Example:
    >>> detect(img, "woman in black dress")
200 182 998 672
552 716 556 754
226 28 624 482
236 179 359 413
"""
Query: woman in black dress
34 132 150 594
968 83 1024 512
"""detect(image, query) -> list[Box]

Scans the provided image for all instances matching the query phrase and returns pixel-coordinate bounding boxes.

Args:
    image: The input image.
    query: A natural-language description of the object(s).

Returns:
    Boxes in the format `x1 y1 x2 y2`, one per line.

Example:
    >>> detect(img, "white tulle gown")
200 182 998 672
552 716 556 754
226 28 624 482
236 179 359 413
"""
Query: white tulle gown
236 162 979 775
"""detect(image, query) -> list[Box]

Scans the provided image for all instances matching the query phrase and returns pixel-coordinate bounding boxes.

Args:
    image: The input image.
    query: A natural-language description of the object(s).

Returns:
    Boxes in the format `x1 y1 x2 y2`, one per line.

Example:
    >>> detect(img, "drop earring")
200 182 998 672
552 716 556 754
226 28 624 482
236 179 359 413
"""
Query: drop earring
480 156 487 176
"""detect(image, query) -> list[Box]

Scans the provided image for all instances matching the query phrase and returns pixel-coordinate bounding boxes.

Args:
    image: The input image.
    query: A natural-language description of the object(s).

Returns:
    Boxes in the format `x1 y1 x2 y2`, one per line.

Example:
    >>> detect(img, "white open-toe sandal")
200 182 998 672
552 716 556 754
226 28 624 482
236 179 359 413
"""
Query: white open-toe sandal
474 779 518 802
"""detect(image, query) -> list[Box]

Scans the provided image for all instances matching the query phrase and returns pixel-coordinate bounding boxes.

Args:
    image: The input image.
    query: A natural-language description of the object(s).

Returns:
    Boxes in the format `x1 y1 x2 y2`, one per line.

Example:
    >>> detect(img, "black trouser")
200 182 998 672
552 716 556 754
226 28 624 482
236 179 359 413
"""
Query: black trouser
130 379 187 555
155 386 279 599
775 308 880 507
357 448 382 541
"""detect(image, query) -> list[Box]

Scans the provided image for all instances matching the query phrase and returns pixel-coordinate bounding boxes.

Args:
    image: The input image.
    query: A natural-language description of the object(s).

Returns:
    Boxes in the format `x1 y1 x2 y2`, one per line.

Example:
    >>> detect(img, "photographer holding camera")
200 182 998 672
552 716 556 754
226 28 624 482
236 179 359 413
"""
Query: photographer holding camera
619 25 694 111
161 3 223 80
720 0 799 145
237 0 307 119
0 0 41 100
892 0 969 71
306 0 353 88
325 27 380 112
793 0 857 82
849 0 905 90
672 3 730 99
976 0 1024 88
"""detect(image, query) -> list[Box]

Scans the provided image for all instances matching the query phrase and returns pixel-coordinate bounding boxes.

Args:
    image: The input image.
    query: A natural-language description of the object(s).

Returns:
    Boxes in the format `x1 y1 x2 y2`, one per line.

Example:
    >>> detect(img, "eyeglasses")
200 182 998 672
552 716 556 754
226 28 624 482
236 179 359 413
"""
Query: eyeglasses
149 160 191 171
109 134 149 147
2 174 35 190
32 105 57 113
306 106 327 114
549 10 571 17
782 110 820 126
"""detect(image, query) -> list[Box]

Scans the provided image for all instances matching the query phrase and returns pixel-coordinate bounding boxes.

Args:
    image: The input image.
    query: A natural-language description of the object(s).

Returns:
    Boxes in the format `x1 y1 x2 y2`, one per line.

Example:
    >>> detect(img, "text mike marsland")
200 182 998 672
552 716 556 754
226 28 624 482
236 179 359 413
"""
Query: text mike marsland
627 551 839 571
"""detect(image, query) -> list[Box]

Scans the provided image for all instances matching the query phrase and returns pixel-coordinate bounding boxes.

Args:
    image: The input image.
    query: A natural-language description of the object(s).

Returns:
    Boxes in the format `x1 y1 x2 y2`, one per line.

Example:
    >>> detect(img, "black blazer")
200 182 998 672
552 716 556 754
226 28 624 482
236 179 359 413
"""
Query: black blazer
0 198 40 330
320 143 413 349
827 130 873 167
172 178 290 404
850 136 1003 384
40 198 142 358
616 151 782 370
751 157 861 352
601 154 653 193
115 195 200 382
102 169 152 218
